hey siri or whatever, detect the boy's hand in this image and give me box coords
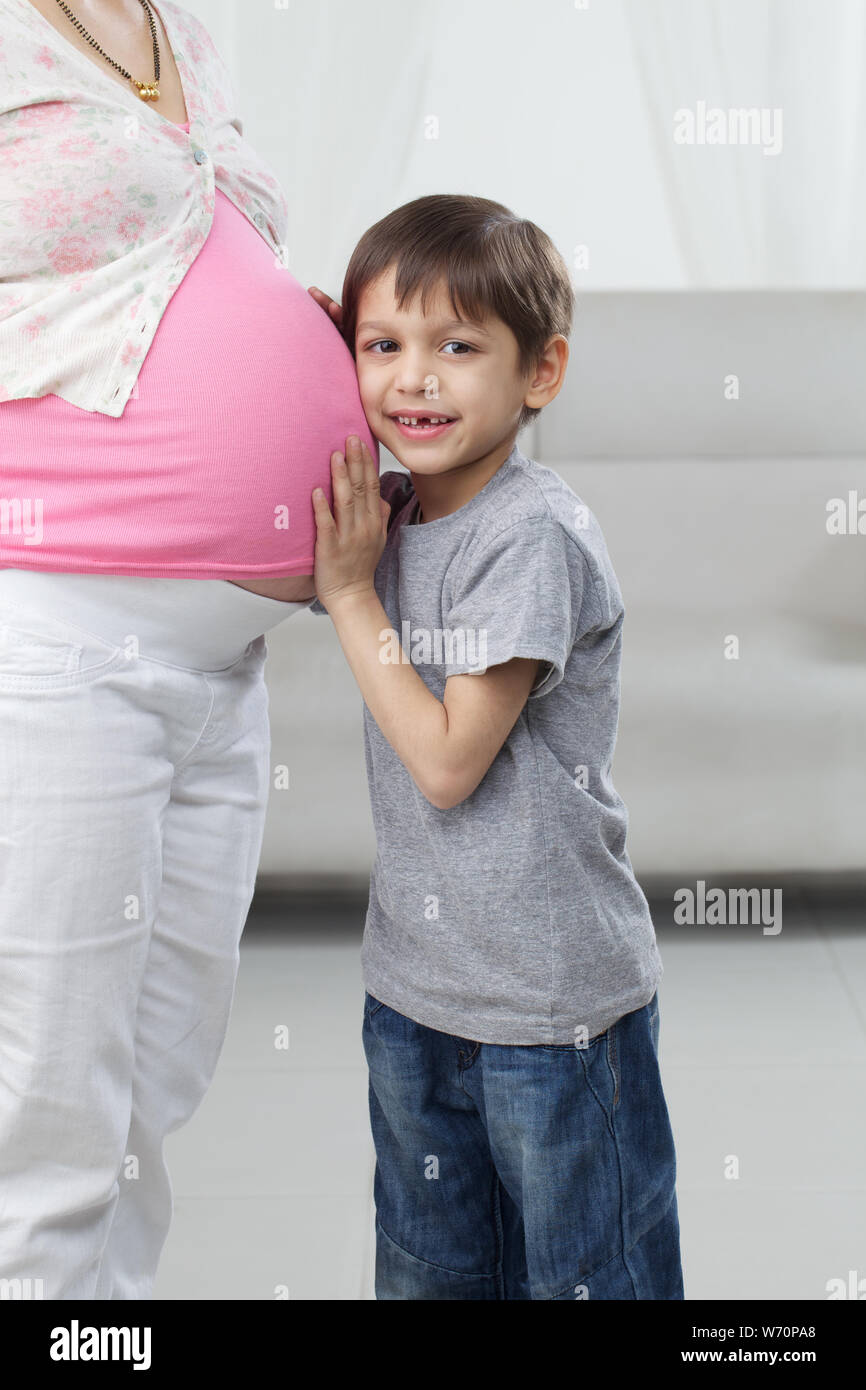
[307,285,343,331]
[312,436,390,610]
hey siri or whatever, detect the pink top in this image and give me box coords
[0,119,377,579]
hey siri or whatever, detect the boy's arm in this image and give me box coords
[323,581,539,809]
[313,436,576,809]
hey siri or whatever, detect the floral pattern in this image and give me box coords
[0,0,290,415]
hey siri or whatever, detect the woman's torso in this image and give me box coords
[0,1,377,598]
[24,0,192,126]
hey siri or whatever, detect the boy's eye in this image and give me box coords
[364,340,476,356]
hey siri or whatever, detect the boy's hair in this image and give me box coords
[340,194,574,431]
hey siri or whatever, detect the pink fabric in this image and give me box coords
[0,119,376,579]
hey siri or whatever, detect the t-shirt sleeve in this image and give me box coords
[378,468,415,523]
[444,517,585,698]
[308,470,413,617]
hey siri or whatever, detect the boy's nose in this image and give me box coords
[390,355,435,391]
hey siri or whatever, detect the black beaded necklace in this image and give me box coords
[52,0,162,102]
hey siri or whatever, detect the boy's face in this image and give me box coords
[353,263,540,476]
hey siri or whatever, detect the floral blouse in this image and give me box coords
[0,0,290,415]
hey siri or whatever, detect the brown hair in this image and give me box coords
[340,194,574,430]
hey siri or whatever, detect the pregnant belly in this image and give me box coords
[230,573,317,600]
[0,188,377,585]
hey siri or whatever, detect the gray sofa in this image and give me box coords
[259,293,866,883]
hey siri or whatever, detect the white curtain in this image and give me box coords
[186,0,866,291]
[624,0,866,286]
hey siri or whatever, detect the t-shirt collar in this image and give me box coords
[397,440,524,540]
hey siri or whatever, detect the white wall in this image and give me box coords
[183,0,866,295]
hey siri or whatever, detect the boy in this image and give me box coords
[308,194,683,1300]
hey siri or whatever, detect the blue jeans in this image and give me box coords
[362,990,684,1300]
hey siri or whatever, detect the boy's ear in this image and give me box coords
[524,335,569,412]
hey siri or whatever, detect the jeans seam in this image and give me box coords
[125,643,259,677]
[376,1218,499,1281]
[549,1243,629,1301]
[0,648,129,690]
[538,1033,607,1054]
[0,602,123,656]
[173,680,218,771]
[605,1061,640,1299]
[576,1046,616,1140]
[492,1178,505,1300]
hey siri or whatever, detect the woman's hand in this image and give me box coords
[312,436,390,611]
[307,285,343,331]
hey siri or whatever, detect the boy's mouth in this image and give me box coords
[388,413,457,440]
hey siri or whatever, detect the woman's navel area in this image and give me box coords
[228,575,316,602]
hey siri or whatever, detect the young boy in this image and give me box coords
[307,194,683,1300]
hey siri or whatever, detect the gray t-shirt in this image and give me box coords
[310,441,662,1044]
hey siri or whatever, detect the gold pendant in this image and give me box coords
[132,79,160,101]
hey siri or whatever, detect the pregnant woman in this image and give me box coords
[0,0,375,1298]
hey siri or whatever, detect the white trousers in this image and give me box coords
[0,568,311,1299]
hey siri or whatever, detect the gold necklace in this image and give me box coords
[52,0,162,101]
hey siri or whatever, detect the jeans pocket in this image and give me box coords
[647,993,660,1055]
[364,991,388,1020]
[606,1022,621,1108]
[0,609,125,691]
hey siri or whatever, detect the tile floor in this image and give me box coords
[153,885,866,1300]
